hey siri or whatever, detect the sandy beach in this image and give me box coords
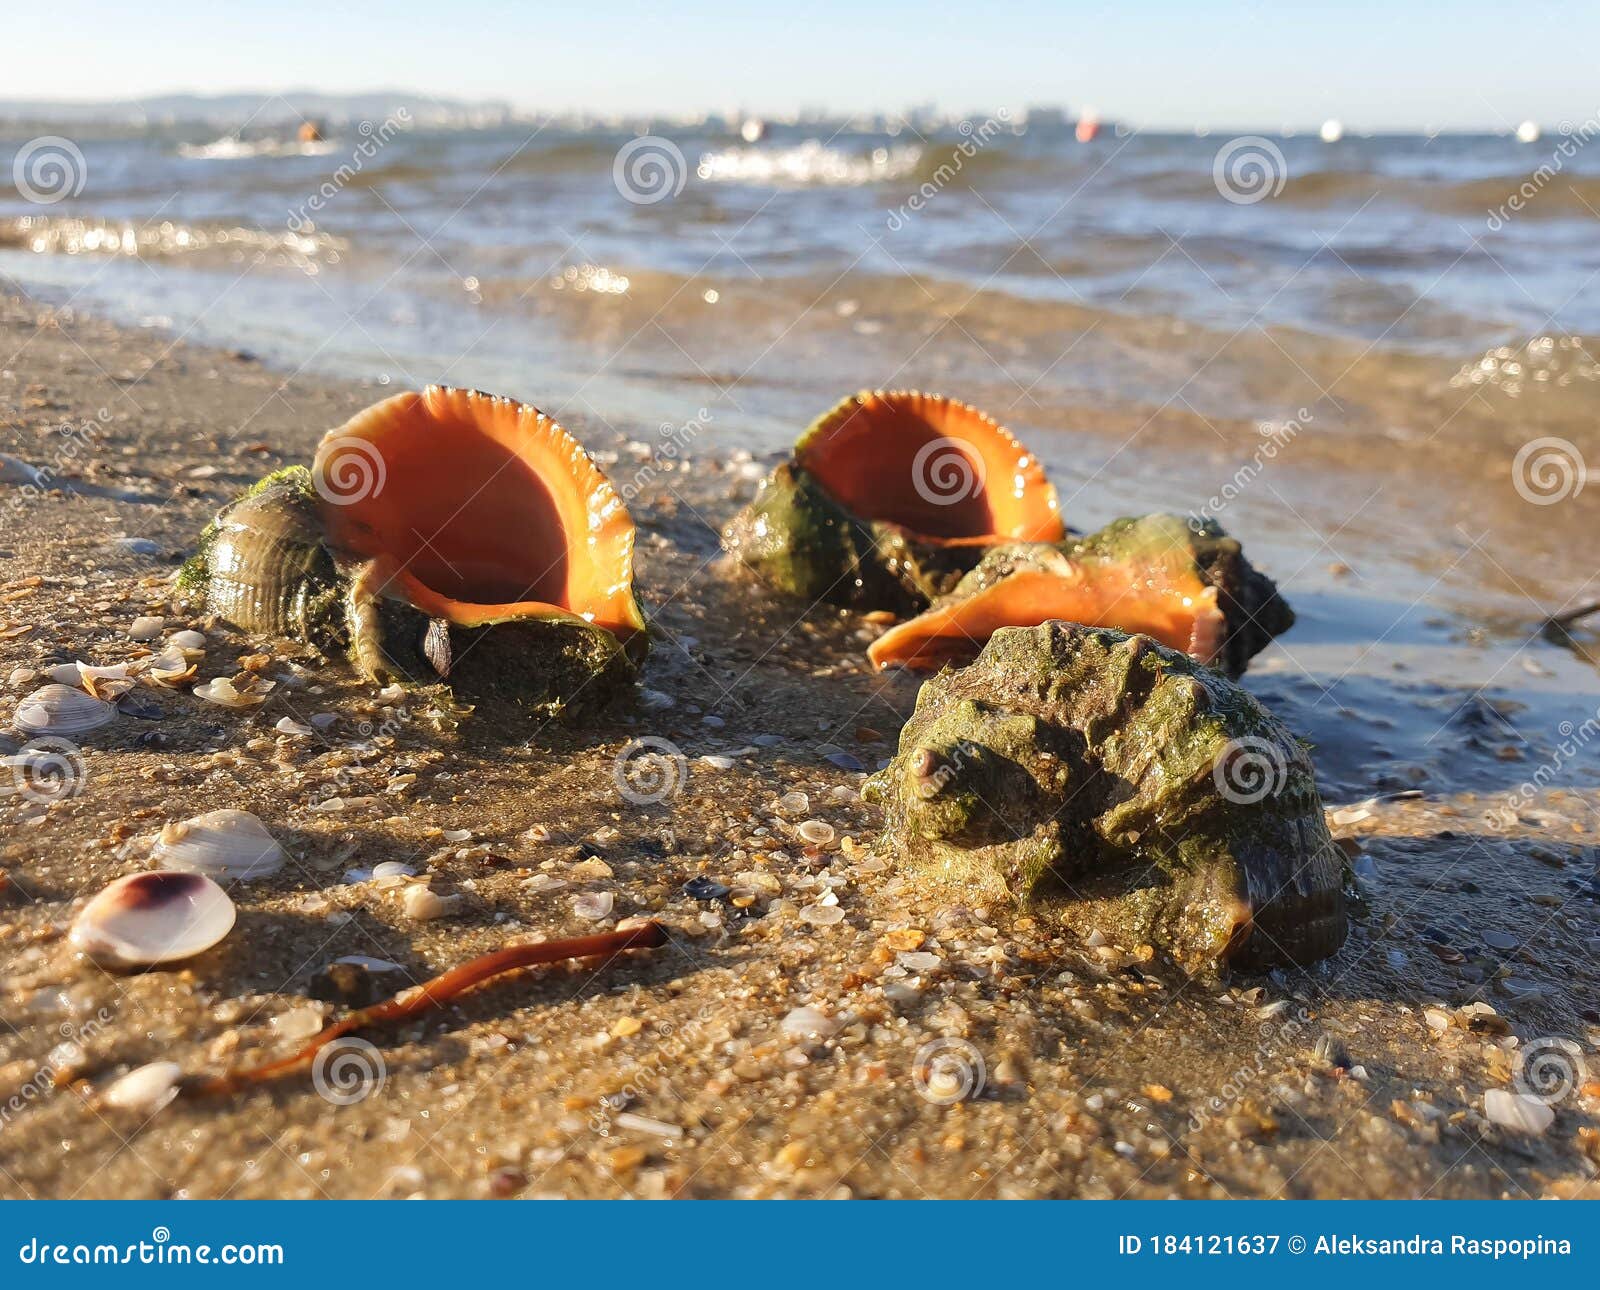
[0,287,1596,1199]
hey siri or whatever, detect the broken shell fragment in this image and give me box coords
[144,647,198,688]
[14,683,117,736]
[863,622,1345,970]
[45,661,133,691]
[191,675,275,707]
[101,1061,183,1114]
[573,890,615,921]
[153,808,288,880]
[70,871,237,969]
[722,390,1063,613]
[867,513,1293,677]
[401,883,453,921]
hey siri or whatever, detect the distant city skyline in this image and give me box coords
[5,0,1597,132]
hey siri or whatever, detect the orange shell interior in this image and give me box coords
[797,391,1063,543]
[314,387,644,642]
[866,563,1226,671]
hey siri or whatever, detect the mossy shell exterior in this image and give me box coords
[864,621,1345,970]
[720,461,974,612]
[721,391,1064,613]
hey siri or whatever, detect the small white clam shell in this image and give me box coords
[46,662,132,691]
[14,683,117,736]
[402,884,453,921]
[142,645,197,687]
[168,629,207,653]
[70,871,236,969]
[192,677,274,707]
[153,809,287,880]
[101,1061,183,1113]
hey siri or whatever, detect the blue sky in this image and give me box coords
[8,0,1597,130]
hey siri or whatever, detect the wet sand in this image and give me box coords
[0,292,1597,1199]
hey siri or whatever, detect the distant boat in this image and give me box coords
[1319,118,1344,143]
[739,117,767,143]
[1075,112,1101,143]
[1516,120,1541,143]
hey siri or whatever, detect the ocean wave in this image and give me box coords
[1109,164,1600,218]
[0,215,344,271]
[178,136,339,161]
[1277,169,1600,215]
[695,140,923,187]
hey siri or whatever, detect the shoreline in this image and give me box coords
[0,291,1597,1198]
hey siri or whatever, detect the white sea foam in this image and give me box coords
[178,136,337,161]
[695,140,922,187]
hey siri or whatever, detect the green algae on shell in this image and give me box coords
[177,466,344,647]
[178,387,648,718]
[867,513,1293,678]
[863,621,1345,970]
[722,390,1064,613]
